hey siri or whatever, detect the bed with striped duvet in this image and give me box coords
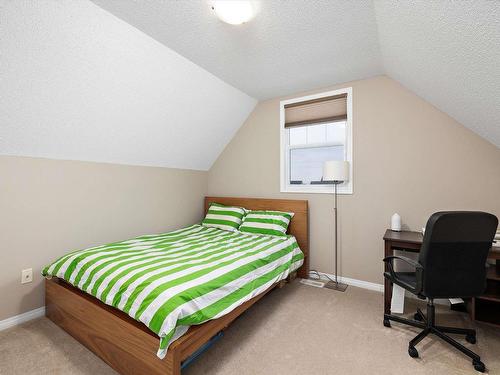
[42,224,304,358]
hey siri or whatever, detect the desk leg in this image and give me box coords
[384,240,392,315]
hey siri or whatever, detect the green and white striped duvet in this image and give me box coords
[42,224,303,359]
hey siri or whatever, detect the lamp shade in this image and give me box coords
[323,160,350,182]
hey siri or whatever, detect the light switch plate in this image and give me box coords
[21,268,33,284]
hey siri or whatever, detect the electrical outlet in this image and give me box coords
[21,268,33,284]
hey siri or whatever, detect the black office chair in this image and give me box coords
[383,211,498,373]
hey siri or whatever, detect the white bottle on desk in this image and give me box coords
[391,213,401,232]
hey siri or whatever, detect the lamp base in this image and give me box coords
[324,281,348,292]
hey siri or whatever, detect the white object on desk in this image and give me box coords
[391,285,405,314]
[391,213,401,232]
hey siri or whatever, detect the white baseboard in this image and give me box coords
[308,272,451,306]
[0,306,45,332]
[309,271,384,292]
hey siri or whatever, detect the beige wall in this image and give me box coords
[208,75,500,284]
[2,75,499,321]
[0,156,207,320]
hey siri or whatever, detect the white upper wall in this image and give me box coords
[0,0,256,170]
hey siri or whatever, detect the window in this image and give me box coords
[280,88,352,194]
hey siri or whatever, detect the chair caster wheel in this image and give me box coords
[408,346,418,358]
[383,318,391,328]
[413,312,423,321]
[466,333,477,344]
[473,360,485,373]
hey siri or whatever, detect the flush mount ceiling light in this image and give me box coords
[211,1,257,25]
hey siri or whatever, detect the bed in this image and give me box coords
[44,197,309,375]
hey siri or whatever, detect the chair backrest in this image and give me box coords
[418,211,498,299]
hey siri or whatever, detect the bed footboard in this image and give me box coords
[45,278,180,375]
[45,277,282,375]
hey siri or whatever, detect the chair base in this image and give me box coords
[383,301,485,373]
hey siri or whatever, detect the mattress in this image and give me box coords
[42,224,304,358]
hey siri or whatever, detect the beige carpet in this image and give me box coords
[1,281,499,375]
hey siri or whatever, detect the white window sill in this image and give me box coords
[280,187,353,195]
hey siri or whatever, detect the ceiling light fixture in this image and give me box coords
[211,1,256,25]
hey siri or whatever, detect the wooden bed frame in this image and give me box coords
[46,197,309,375]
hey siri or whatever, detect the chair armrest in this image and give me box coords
[383,255,423,269]
[383,256,424,294]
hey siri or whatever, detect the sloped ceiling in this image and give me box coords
[374,0,500,148]
[3,0,498,174]
[91,0,499,148]
[90,0,384,100]
[1,0,256,171]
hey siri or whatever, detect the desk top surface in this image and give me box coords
[383,229,500,255]
[383,229,423,244]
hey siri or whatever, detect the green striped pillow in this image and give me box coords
[238,210,294,237]
[202,203,246,232]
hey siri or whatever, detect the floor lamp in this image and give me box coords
[323,160,350,292]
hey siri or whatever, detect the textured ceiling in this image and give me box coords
[374,0,500,148]
[91,0,500,148]
[90,0,384,100]
[3,0,498,172]
[1,1,256,170]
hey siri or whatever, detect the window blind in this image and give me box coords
[284,93,347,128]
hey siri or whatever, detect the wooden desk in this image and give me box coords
[383,229,500,327]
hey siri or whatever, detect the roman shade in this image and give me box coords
[284,93,347,128]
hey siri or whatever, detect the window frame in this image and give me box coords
[280,87,353,194]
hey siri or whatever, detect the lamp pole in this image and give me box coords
[334,181,338,285]
[322,160,349,292]
[325,180,348,291]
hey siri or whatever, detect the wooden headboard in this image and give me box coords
[204,196,309,279]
